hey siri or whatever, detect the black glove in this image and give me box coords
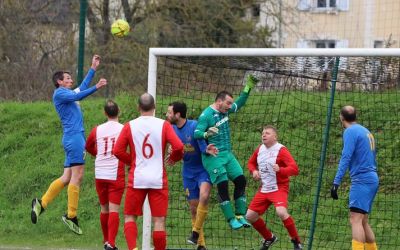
[330,184,339,200]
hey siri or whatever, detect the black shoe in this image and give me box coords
[105,244,118,250]
[197,246,207,250]
[291,239,303,250]
[31,198,44,224]
[187,231,199,245]
[260,235,278,250]
[103,242,109,250]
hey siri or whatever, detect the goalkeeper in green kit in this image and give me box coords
[194,74,258,230]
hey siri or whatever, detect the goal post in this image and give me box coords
[143,48,400,250]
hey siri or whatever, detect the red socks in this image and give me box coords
[283,216,300,243]
[252,218,273,240]
[153,230,167,250]
[108,212,120,247]
[124,221,138,250]
[100,212,109,243]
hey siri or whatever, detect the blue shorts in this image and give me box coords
[349,182,379,213]
[183,170,211,200]
[62,133,85,167]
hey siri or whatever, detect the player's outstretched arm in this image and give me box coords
[243,74,259,94]
[91,55,100,70]
[229,74,259,113]
[95,78,107,89]
[78,55,101,91]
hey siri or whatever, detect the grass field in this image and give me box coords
[0,91,399,249]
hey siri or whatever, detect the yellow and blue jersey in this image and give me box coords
[173,119,208,178]
[334,124,379,185]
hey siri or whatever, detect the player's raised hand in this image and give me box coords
[96,78,107,89]
[204,126,219,139]
[244,74,259,93]
[252,170,260,180]
[273,164,280,172]
[206,143,219,156]
[91,55,101,70]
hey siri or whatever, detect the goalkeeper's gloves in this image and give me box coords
[204,126,219,139]
[243,74,259,93]
[330,184,339,200]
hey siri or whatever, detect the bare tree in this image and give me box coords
[0,0,289,101]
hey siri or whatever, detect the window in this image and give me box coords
[296,39,348,70]
[314,40,336,70]
[298,0,348,11]
[315,40,336,48]
[374,40,384,48]
[251,4,260,17]
[317,0,337,8]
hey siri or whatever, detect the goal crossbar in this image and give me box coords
[148,48,400,97]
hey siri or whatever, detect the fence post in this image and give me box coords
[77,0,87,84]
[307,56,340,250]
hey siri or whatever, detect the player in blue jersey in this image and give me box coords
[31,55,107,235]
[331,106,379,250]
[166,102,218,250]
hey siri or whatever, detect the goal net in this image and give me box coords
[145,48,400,250]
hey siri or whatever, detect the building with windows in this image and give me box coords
[251,0,400,48]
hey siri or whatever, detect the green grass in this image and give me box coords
[1,90,399,249]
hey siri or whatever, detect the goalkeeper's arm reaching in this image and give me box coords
[228,74,259,114]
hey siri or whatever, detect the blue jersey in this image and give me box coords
[334,124,379,185]
[173,119,208,178]
[53,69,97,136]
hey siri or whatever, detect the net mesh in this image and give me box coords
[154,55,400,250]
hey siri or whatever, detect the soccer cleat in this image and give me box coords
[61,214,83,235]
[228,217,243,230]
[291,239,303,250]
[31,198,44,224]
[187,230,199,245]
[105,243,119,250]
[197,246,207,250]
[236,215,251,228]
[260,235,278,250]
[103,242,109,250]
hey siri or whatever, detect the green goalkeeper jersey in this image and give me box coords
[194,91,249,152]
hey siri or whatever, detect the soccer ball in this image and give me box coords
[111,19,130,38]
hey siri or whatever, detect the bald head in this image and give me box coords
[340,105,356,122]
[138,93,155,112]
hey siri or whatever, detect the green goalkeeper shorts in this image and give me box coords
[202,150,244,184]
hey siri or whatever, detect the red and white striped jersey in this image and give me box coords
[85,121,124,180]
[248,143,299,193]
[113,116,184,189]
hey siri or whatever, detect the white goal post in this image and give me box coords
[142,47,400,250]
